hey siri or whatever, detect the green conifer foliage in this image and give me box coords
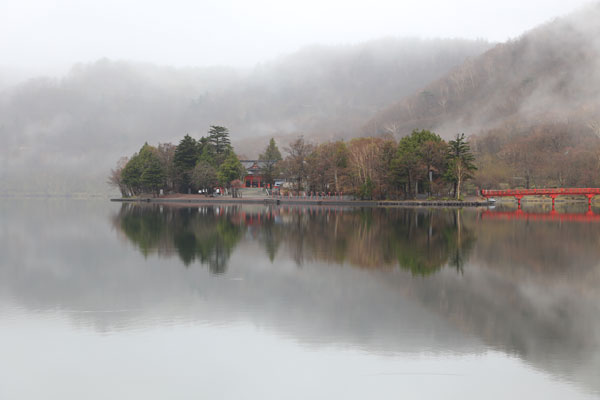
[208,126,232,164]
[444,133,477,199]
[259,138,283,186]
[173,134,199,192]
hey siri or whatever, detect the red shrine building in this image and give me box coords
[241,160,269,188]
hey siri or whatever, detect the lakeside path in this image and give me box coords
[110,194,489,207]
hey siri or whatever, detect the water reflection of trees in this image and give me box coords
[257,207,475,275]
[113,204,474,275]
[114,204,244,273]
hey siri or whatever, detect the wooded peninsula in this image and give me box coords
[109,122,600,200]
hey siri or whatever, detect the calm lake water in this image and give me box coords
[1,199,599,399]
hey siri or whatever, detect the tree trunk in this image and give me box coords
[455,162,462,200]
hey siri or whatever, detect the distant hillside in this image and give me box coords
[0,38,490,194]
[365,3,600,140]
[203,38,491,141]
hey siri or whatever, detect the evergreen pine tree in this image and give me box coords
[121,143,166,196]
[140,152,166,196]
[173,134,199,192]
[259,138,283,186]
[208,125,232,164]
[444,133,477,199]
[198,140,217,166]
[121,153,143,195]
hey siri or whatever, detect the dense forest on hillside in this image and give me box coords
[365,4,600,188]
[472,122,600,189]
[366,4,600,137]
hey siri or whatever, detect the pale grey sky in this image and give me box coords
[0,0,593,73]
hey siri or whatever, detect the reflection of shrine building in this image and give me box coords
[241,160,268,188]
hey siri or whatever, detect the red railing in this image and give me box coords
[481,188,600,208]
[481,188,600,197]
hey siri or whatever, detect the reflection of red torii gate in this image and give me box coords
[481,188,600,210]
[481,209,600,222]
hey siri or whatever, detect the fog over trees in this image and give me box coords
[366,4,600,189]
[2,3,600,194]
[366,4,600,137]
[0,38,490,194]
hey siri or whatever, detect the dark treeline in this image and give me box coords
[111,128,478,200]
[280,131,476,199]
[111,125,245,197]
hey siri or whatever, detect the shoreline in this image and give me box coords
[110,196,489,207]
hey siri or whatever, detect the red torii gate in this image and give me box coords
[481,188,600,209]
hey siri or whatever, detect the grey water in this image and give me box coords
[1,199,599,399]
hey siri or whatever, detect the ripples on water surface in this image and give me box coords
[0,199,599,399]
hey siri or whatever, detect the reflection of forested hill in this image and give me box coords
[377,260,600,395]
[110,204,600,393]
[399,214,600,393]
[474,216,600,280]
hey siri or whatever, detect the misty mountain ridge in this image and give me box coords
[0,37,491,194]
[3,2,600,195]
[365,3,600,139]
